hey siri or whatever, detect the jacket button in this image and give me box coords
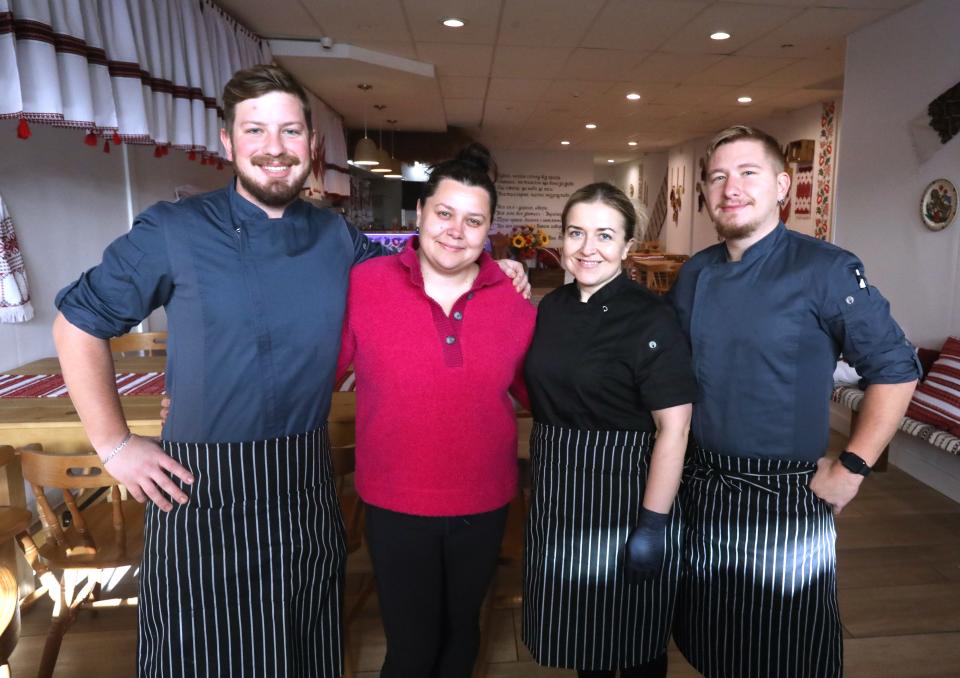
[445,336,456,345]
[453,311,463,320]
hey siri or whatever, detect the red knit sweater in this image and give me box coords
[338,240,536,516]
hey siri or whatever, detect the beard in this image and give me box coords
[714,219,760,241]
[235,153,311,208]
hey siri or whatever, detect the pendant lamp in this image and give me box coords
[353,84,380,166]
[371,127,392,173]
[385,120,403,179]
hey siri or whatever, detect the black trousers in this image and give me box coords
[365,502,509,678]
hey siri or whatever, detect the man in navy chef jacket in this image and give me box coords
[668,125,920,678]
[53,64,528,678]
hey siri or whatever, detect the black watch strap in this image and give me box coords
[839,450,871,477]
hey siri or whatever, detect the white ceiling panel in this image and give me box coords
[214,0,919,154]
[540,79,617,104]
[561,49,652,82]
[443,98,485,127]
[749,56,844,88]
[583,0,711,52]
[303,0,409,43]
[736,6,888,57]
[630,52,728,84]
[730,0,916,7]
[438,76,489,99]
[415,43,494,77]
[499,0,606,47]
[346,40,420,60]
[404,0,501,44]
[486,78,553,102]
[481,100,538,129]
[491,46,574,79]
[683,55,799,86]
[663,2,805,55]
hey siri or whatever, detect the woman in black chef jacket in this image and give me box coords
[522,182,698,678]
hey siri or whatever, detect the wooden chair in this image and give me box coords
[634,240,663,253]
[109,331,167,354]
[17,445,144,678]
[328,422,375,678]
[643,261,683,295]
[488,233,511,260]
[0,447,32,678]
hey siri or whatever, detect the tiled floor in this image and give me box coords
[9,437,960,677]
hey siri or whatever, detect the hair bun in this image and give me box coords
[455,143,492,174]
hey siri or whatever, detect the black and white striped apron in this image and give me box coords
[674,446,842,678]
[138,427,346,678]
[522,423,682,670]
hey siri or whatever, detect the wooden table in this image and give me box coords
[627,257,684,293]
[0,355,356,453]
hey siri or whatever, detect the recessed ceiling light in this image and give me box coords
[626,92,641,101]
[737,96,753,104]
[710,31,731,41]
[560,140,571,145]
[585,123,597,129]
[628,141,638,146]
[441,17,465,28]
[607,159,615,163]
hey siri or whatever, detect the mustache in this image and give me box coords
[251,153,301,167]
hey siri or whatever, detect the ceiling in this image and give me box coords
[215,0,920,161]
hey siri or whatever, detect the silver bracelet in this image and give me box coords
[102,432,133,465]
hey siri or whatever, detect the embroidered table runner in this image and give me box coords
[0,373,166,398]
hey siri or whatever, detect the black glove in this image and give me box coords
[625,507,670,581]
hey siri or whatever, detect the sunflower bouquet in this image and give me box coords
[509,224,550,260]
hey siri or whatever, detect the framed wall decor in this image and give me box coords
[920,178,957,231]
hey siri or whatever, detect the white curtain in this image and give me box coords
[0,0,271,158]
[303,91,351,200]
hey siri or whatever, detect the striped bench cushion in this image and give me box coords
[832,385,960,456]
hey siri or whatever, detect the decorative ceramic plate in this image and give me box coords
[920,178,957,231]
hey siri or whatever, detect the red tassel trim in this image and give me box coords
[16,118,31,139]
[154,145,163,158]
[103,140,110,153]
[216,159,224,170]
[84,131,98,146]
[112,131,122,145]
[188,150,197,161]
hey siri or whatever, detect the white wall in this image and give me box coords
[492,149,594,241]
[834,0,960,349]
[666,101,839,256]
[0,120,226,371]
[594,152,668,242]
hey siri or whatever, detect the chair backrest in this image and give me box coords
[634,240,663,253]
[489,233,511,260]
[644,261,683,294]
[109,331,167,354]
[19,447,124,556]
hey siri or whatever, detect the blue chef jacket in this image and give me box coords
[668,223,920,462]
[56,180,385,444]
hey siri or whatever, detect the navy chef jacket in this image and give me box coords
[56,180,385,443]
[668,222,921,463]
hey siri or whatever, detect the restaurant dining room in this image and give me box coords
[1,0,959,676]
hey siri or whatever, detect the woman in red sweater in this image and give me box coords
[337,144,535,677]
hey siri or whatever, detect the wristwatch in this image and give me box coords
[839,450,871,477]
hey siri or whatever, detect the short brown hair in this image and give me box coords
[705,125,785,173]
[561,182,637,240]
[222,64,312,136]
